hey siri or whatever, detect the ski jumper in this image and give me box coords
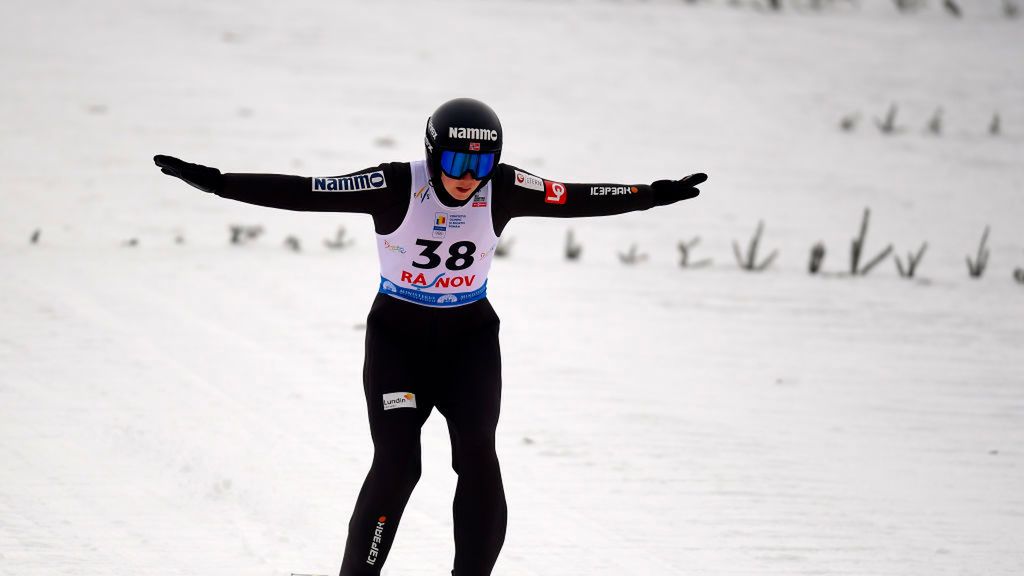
[215,160,660,576]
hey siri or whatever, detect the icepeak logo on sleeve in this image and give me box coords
[513,170,545,192]
[544,181,567,205]
[312,170,387,192]
[382,392,417,411]
[590,185,638,196]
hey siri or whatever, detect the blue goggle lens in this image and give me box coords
[440,151,495,179]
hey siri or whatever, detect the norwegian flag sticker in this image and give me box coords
[544,181,567,205]
[469,142,481,151]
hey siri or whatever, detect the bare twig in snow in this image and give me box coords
[495,237,514,258]
[678,237,712,268]
[875,103,900,134]
[850,208,893,276]
[618,244,648,265]
[809,242,826,274]
[942,0,963,17]
[1005,0,1020,18]
[927,108,943,135]
[229,225,264,245]
[840,112,860,132]
[893,0,925,12]
[894,242,928,278]
[324,226,354,250]
[967,226,990,278]
[990,113,1002,136]
[733,220,778,272]
[565,229,582,261]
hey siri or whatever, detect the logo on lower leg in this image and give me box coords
[365,515,388,565]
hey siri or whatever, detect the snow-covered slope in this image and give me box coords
[2,1,1023,574]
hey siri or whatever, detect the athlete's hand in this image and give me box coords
[153,155,223,194]
[651,173,707,206]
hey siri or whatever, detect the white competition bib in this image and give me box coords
[376,160,498,307]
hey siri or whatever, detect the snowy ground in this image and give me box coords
[2,0,1023,575]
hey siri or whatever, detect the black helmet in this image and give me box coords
[424,98,502,190]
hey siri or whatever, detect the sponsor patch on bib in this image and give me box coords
[433,212,448,239]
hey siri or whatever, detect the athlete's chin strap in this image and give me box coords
[428,175,483,209]
[435,186,479,208]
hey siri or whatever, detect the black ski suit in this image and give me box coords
[212,161,678,576]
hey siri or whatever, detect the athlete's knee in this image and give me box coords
[370,445,423,488]
[451,433,499,474]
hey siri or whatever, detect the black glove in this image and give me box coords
[651,173,707,207]
[153,155,223,194]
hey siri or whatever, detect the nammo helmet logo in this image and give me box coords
[448,126,498,141]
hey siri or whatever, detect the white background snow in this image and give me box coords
[2,0,1023,574]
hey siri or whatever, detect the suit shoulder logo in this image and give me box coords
[513,169,544,192]
[312,170,387,192]
[544,180,567,205]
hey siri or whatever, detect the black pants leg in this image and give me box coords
[339,295,435,576]
[435,299,507,576]
[339,295,507,576]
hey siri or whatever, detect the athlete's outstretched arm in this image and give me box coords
[153,155,402,214]
[491,163,706,226]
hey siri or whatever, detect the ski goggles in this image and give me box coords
[440,150,496,180]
